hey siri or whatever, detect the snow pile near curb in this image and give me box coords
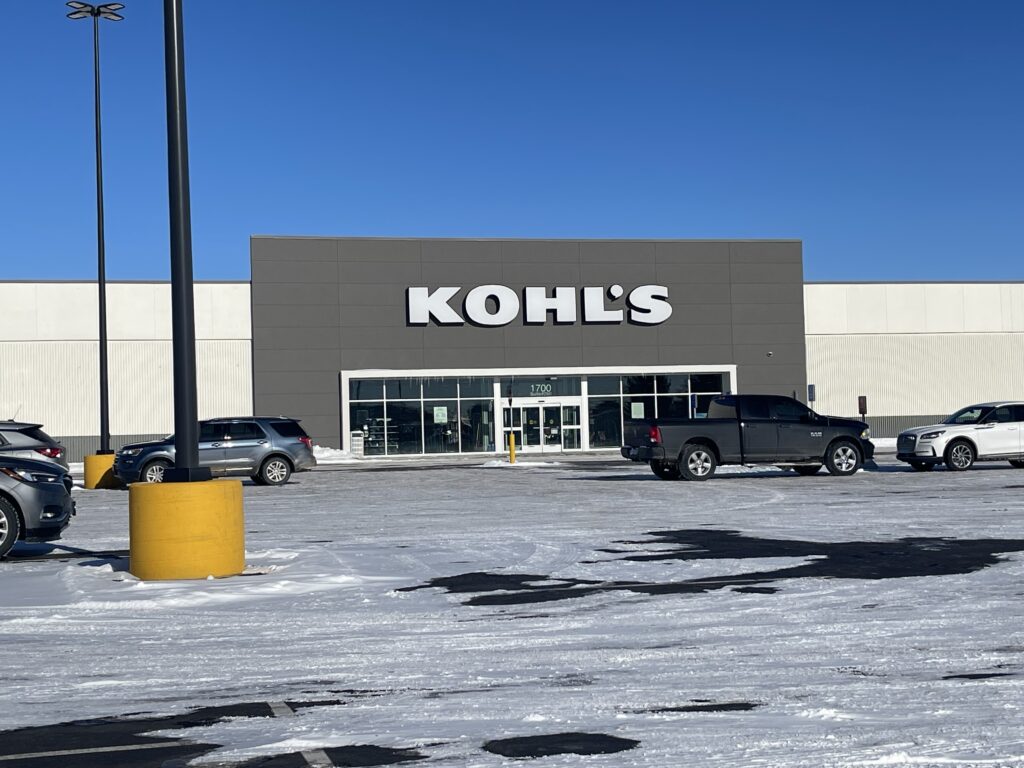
[312,445,360,464]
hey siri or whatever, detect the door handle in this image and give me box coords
[258,440,268,445]
[778,424,791,429]
[211,442,221,447]
[975,424,995,430]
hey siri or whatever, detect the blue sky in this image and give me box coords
[2,1,1022,281]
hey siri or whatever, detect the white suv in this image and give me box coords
[897,402,1024,472]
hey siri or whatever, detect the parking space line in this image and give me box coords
[267,701,335,768]
[0,741,184,761]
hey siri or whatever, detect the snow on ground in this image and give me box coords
[2,457,1023,766]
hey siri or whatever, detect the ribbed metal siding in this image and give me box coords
[806,334,1024,419]
[0,339,252,441]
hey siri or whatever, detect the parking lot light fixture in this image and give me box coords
[65,1,124,465]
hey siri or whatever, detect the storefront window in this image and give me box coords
[624,396,655,421]
[693,394,718,418]
[424,400,459,453]
[350,402,386,455]
[350,379,383,401]
[657,395,691,419]
[622,375,655,394]
[386,401,423,454]
[386,378,421,399]
[458,377,492,398]
[690,373,725,392]
[423,377,457,399]
[588,398,622,448]
[460,400,494,452]
[655,374,689,393]
[587,375,620,395]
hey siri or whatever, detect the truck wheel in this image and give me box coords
[944,440,975,471]
[651,461,680,480]
[909,461,934,472]
[793,465,821,476]
[1009,460,1024,469]
[824,440,861,476]
[0,497,21,559]
[678,444,717,481]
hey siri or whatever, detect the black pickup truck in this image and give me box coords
[621,394,874,481]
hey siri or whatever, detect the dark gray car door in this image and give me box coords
[198,421,226,471]
[771,397,822,460]
[739,397,777,460]
[221,421,269,472]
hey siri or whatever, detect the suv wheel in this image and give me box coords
[825,440,861,476]
[651,461,680,480]
[945,440,975,471]
[255,456,291,486]
[0,498,21,559]
[142,460,171,483]
[678,443,717,481]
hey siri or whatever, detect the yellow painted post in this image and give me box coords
[84,453,121,489]
[509,431,516,464]
[129,479,245,580]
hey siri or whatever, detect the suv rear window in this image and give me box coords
[19,427,54,443]
[268,420,307,438]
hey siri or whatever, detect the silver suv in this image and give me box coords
[0,456,76,559]
[897,402,1024,472]
[0,422,68,470]
[114,417,317,486]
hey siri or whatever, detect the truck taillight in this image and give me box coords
[648,425,662,445]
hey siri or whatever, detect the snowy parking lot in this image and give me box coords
[2,455,1024,767]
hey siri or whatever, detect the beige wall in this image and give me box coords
[0,282,252,438]
[805,283,1024,418]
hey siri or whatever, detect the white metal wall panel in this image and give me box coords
[805,283,1024,335]
[0,282,251,342]
[0,341,98,434]
[806,333,1024,417]
[0,340,253,436]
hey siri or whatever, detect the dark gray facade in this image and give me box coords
[251,237,806,449]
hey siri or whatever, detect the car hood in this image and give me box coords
[0,456,70,475]
[899,423,951,437]
[820,416,870,432]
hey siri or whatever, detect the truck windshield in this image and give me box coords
[943,406,990,425]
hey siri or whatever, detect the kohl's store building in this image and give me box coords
[252,237,805,456]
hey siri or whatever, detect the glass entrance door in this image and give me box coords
[503,400,582,453]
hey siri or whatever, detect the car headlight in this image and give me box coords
[920,430,945,440]
[119,448,142,457]
[860,428,871,439]
[0,467,62,484]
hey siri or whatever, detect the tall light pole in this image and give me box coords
[66,1,124,456]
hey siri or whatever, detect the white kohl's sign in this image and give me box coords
[406,284,672,326]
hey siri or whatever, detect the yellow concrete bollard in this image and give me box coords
[129,479,245,580]
[84,453,121,489]
[509,432,516,464]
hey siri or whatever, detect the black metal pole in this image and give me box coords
[163,0,206,481]
[93,11,111,455]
